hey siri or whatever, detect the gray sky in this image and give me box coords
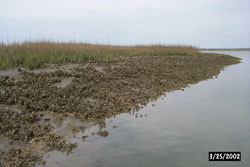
[0,0,249,48]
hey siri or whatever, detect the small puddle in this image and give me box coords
[0,136,15,152]
[40,112,86,138]
[95,66,105,73]
[0,68,22,80]
[0,104,21,113]
[31,68,57,74]
[55,77,73,88]
[53,117,84,138]
[82,97,99,104]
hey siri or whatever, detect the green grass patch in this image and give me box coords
[0,41,200,69]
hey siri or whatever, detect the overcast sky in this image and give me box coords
[0,0,249,48]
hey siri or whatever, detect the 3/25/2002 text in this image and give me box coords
[209,152,241,161]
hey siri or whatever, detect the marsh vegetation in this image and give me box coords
[0,42,199,69]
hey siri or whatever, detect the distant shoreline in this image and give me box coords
[200,48,250,51]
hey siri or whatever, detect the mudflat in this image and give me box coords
[0,53,240,166]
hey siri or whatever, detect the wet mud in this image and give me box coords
[0,54,240,166]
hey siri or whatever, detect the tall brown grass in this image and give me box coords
[0,41,199,69]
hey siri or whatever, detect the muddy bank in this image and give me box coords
[0,54,240,166]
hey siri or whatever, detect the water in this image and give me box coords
[44,51,250,167]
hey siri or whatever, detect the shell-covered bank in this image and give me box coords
[0,43,240,166]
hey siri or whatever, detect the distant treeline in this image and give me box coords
[200,48,250,51]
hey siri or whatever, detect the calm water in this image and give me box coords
[44,51,250,167]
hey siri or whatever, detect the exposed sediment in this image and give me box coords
[0,53,240,166]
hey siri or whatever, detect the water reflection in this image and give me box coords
[43,51,250,167]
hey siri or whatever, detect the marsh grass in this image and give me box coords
[0,41,199,69]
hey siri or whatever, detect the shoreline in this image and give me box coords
[200,48,250,51]
[0,53,240,166]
